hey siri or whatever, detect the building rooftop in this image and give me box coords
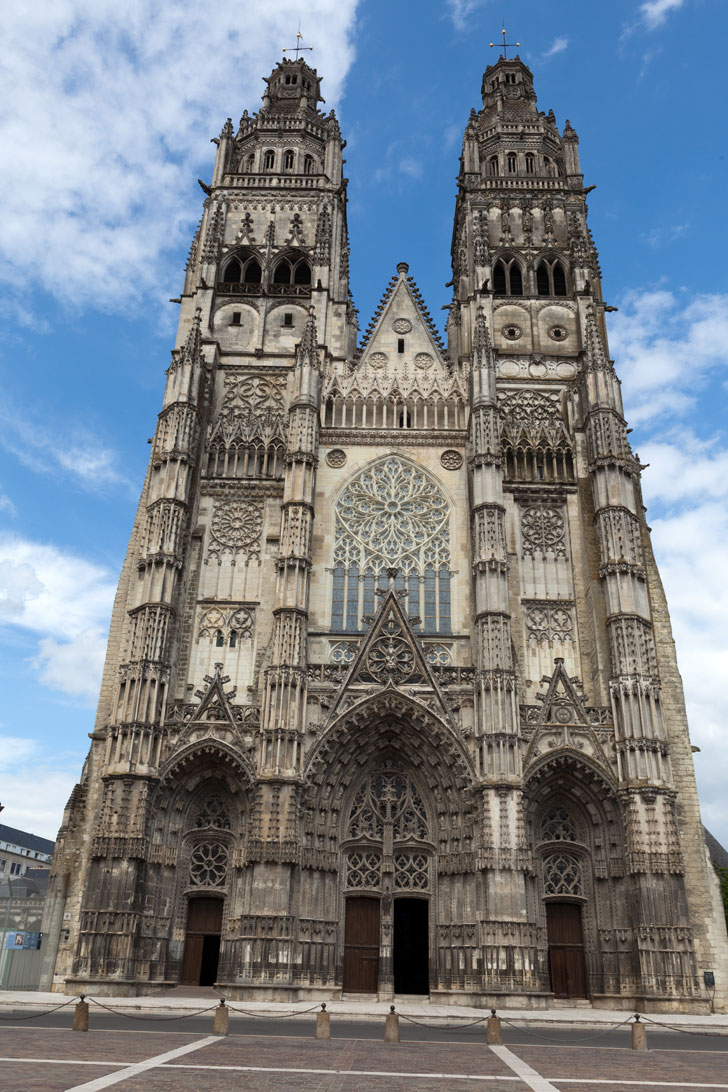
[0,823,55,857]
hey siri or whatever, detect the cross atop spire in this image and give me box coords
[489,22,520,59]
[282,26,313,61]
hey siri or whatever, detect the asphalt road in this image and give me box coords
[0,1010,726,1051]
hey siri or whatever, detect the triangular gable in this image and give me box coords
[188,664,238,728]
[536,658,590,726]
[328,575,451,724]
[354,264,448,373]
[522,658,613,775]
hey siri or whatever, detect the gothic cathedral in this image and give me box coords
[43,54,728,1011]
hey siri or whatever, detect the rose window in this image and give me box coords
[189,842,228,887]
[210,501,263,558]
[331,457,451,633]
[367,632,415,684]
[521,505,567,558]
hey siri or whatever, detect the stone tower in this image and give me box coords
[41,54,727,1012]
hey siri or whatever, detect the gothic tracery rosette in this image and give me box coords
[189,842,228,887]
[520,505,566,558]
[208,501,263,559]
[366,632,415,684]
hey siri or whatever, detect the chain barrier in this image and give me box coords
[638,1013,728,1039]
[0,995,79,1021]
[225,1001,322,1019]
[398,1011,486,1030]
[499,1013,634,1043]
[86,996,219,1021]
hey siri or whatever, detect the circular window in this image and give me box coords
[326,449,347,468]
[368,351,388,369]
[392,318,412,334]
[414,352,434,370]
[502,324,522,341]
[548,325,568,342]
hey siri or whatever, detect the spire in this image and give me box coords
[471,307,496,406]
[295,306,320,372]
[177,307,203,368]
[583,308,612,374]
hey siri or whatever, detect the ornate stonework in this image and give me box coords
[43,52,727,1016]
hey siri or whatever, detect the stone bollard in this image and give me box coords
[486,1008,503,1045]
[213,999,229,1037]
[632,1014,648,1051]
[72,995,89,1032]
[384,1004,400,1043]
[315,1002,331,1040]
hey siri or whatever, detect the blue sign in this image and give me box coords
[5,931,41,950]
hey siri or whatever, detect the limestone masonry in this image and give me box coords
[40,54,728,1011]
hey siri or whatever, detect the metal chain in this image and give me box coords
[398,1011,485,1030]
[86,996,219,1021]
[224,1002,322,1019]
[0,996,79,1021]
[499,1014,634,1043]
[638,1013,728,1038]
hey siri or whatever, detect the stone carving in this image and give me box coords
[394,851,429,890]
[543,853,582,896]
[368,351,388,369]
[392,318,412,333]
[189,842,228,887]
[425,643,453,666]
[540,806,578,843]
[367,621,416,684]
[348,769,429,841]
[525,601,574,642]
[414,352,434,370]
[326,448,347,468]
[195,797,232,831]
[502,323,522,341]
[198,605,255,640]
[208,501,263,559]
[440,449,463,470]
[520,505,567,558]
[346,849,381,889]
[329,640,357,665]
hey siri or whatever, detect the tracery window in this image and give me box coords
[344,767,431,892]
[543,853,583,897]
[195,797,232,831]
[493,257,523,296]
[540,806,578,843]
[537,258,567,297]
[331,456,451,633]
[272,252,311,290]
[189,842,228,887]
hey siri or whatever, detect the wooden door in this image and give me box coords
[546,902,587,998]
[181,898,223,986]
[343,897,380,993]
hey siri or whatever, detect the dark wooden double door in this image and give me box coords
[181,897,222,986]
[546,902,587,998]
[343,896,429,995]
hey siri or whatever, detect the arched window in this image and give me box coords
[283,149,295,170]
[331,456,451,633]
[272,253,311,290]
[245,153,255,172]
[215,629,224,647]
[525,153,535,175]
[243,258,261,284]
[488,155,499,177]
[507,152,517,174]
[536,258,568,297]
[303,154,315,175]
[544,156,557,177]
[223,257,242,284]
[540,806,578,843]
[263,149,275,170]
[543,853,583,897]
[492,257,524,296]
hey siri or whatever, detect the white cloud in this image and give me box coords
[0,734,81,841]
[447,0,488,32]
[609,289,728,425]
[0,2,359,315]
[0,535,116,701]
[0,400,133,493]
[542,37,569,60]
[640,0,685,28]
[0,491,16,518]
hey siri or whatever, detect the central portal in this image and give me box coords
[181,897,222,986]
[393,898,429,995]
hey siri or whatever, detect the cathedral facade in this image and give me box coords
[41,54,728,1011]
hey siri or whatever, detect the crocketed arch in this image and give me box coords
[499,388,574,484]
[330,455,452,633]
[302,689,476,860]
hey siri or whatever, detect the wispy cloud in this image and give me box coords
[542,37,569,60]
[0,491,15,518]
[0,2,360,315]
[446,0,488,32]
[0,399,133,493]
[640,222,690,248]
[640,0,685,28]
[0,534,117,702]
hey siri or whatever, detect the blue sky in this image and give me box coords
[1,0,727,847]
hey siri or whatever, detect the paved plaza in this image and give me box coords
[0,1016,727,1092]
